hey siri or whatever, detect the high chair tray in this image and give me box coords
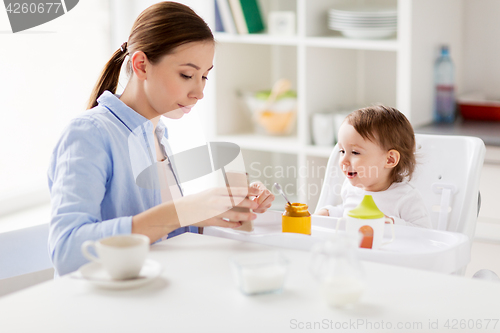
[204,210,470,274]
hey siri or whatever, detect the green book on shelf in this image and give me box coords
[229,0,265,34]
[241,0,264,33]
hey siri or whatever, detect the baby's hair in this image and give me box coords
[87,1,214,109]
[345,105,416,183]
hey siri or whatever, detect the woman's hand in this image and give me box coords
[315,208,330,216]
[134,186,260,243]
[178,186,260,229]
[249,181,275,213]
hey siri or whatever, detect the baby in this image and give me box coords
[316,105,431,228]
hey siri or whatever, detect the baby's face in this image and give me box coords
[337,122,393,192]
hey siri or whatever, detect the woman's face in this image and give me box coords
[144,41,214,119]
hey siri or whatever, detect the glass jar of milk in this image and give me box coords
[310,234,366,307]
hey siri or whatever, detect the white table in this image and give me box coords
[1,233,499,333]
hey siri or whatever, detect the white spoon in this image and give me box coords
[274,182,292,206]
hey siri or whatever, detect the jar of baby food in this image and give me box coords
[282,203,311,235]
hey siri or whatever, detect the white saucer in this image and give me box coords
[76,259,162,290]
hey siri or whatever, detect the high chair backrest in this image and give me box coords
[315,134,486,241]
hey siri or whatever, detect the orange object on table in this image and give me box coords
[359,225,374,249]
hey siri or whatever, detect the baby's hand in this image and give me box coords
[315,208,329,216]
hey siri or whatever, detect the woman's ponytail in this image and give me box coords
[86,42,128,109]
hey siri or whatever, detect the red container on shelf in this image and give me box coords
[458,93,500,121]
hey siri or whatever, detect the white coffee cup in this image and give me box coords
[268,11,296,36]
[312,112,336,146]
[81,234,150,280]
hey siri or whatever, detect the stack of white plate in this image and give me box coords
[328,5,397,39]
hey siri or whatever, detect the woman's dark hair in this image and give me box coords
[87,1,214,109]
[345,105,416,183]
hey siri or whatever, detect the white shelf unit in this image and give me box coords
[204,0,462,211]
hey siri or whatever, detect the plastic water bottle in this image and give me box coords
[433,45,456,123]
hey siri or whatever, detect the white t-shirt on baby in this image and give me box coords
[321,179,431,229]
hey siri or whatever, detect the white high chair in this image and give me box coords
[315,134,486,242]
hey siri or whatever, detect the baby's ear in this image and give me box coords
[385,149,400,169]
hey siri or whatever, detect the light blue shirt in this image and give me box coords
[47,91,197,276]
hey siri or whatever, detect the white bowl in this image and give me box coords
[244,92,297,136]
[328,22,397,29]
[337,28,396,39]
[230,252,289,295]
[328,5,397,17]
[329,17,397,24]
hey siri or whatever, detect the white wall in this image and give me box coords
[462,0,500,98]
[0,0,111,215]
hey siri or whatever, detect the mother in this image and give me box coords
[48,2,274,276]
